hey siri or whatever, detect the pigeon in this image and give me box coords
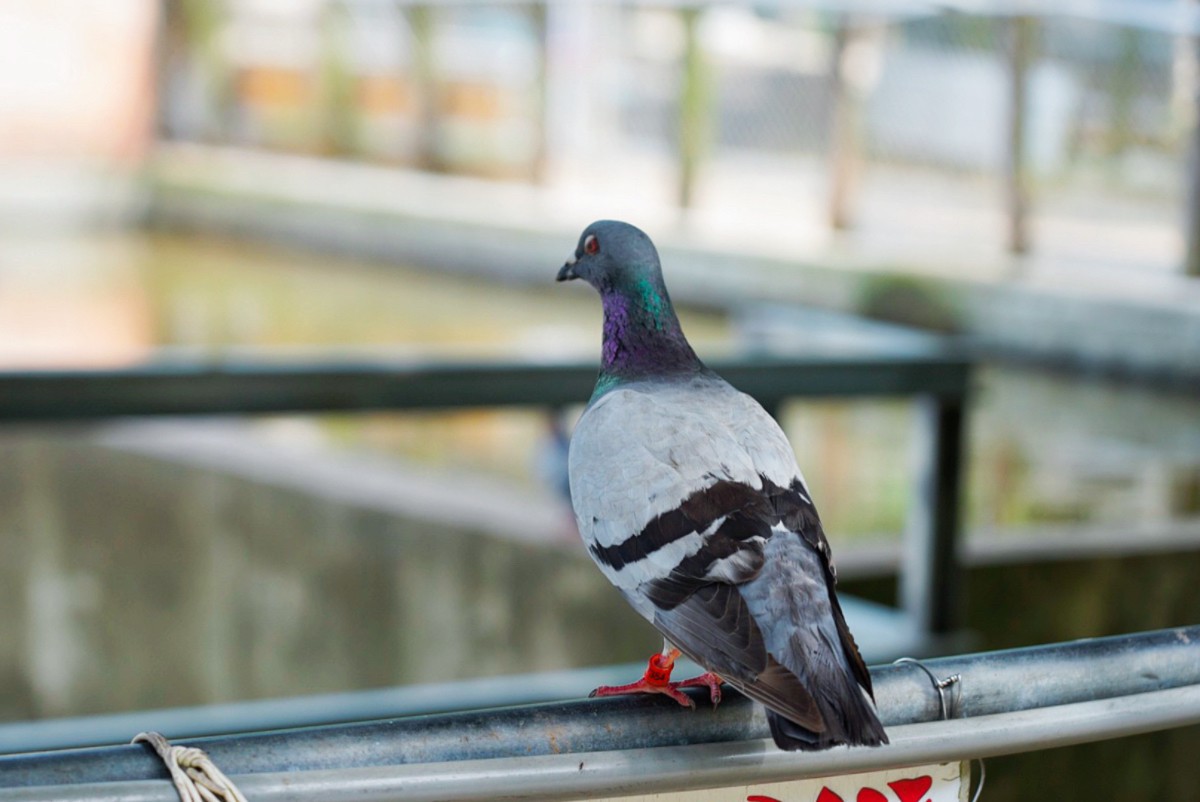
[556,220,888,751]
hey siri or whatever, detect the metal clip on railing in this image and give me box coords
[893,656,983,801]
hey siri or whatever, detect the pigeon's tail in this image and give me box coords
[763,625,889,752]
[736,534,889,752]
[765,678,889,751]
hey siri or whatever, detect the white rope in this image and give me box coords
[132,731,249,802]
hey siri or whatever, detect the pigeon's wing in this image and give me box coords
[759,472,875,699]
[650,581,828,732]
[643,466,886,749]
[721,385,875,699]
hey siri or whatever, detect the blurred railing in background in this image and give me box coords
[0,347,969,720]
[154,0,1199,271]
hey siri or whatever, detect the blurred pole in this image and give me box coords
[1171,0,1197,135]
[828,20,858,230]
[1107,28,1140,160]
[319,2,360,157]
[1187,132,1200,276]
[827,18,878,231]
[403,4,444,172]
[1183,1,1200,277]
[902,395,966,637]
[1005,15,1034,256]
[678,7,710,209]
[170,0,235,143]
[152,0,184,139]
[530,3,549,184]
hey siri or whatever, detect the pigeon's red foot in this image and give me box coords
[674,669,723,706]
[589,649,723,708]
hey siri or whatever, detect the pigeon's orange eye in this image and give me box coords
[584,234,600,255]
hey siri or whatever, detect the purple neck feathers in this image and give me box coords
[598,287,701,380]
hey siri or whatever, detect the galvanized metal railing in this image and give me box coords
[0,351,968,419]
[1,627,1197,801]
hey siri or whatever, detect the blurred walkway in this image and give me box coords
[154,142,1196,297]
[150,143,1200,379]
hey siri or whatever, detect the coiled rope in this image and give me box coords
[132,731,248,802]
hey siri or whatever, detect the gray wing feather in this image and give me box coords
[651,582,827,733]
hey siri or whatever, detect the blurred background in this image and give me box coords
[0,0,1198,797]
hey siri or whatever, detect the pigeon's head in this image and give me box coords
[556,220,663,292]
[557,219,698,377]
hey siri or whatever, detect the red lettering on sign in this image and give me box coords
[856,789,889,802]
[888,775,934,802]
[750,771,938,802]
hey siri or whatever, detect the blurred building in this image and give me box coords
[0,1,156,225]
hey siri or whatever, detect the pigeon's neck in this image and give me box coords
[594,278,702,396]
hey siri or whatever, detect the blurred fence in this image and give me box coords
[155,0,1199,271]
[0,348,968,724]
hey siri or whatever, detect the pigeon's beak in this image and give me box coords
[556,259,578,282]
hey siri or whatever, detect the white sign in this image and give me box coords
[576,761,969,802]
